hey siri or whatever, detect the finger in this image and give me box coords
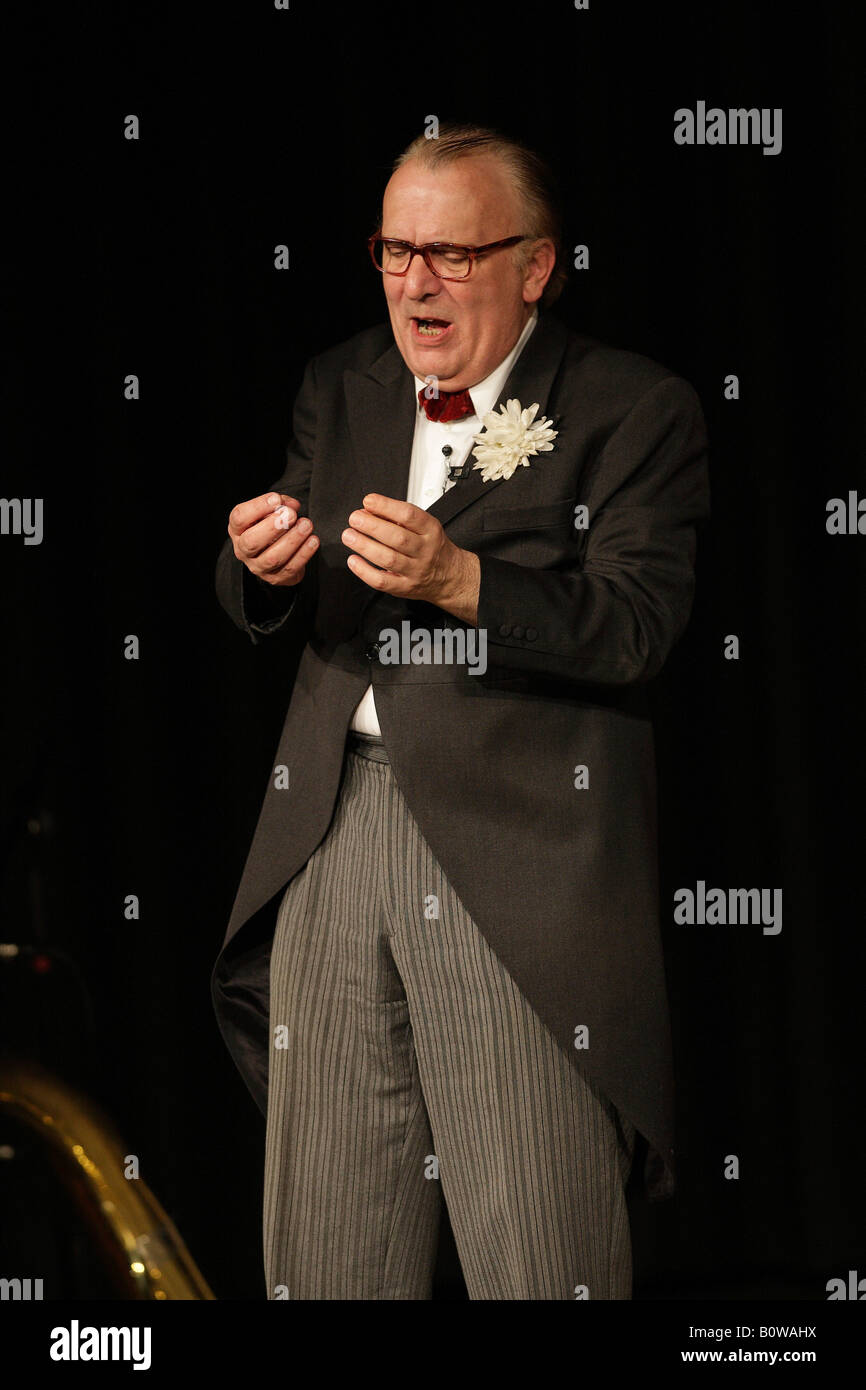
[346,553,404,592]
[228,492,302,540]
[252,525,320,581]
[341,524,412,575]
[357,494,427,534]
[345,508,423,558]
[246,519,319,573]
[236,506,312,561]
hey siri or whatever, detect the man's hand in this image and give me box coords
[342,494,481,625]
[228,492,319,587]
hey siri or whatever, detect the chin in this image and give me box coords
[404,346,458,380]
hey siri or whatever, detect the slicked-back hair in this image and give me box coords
[388,124,568,309]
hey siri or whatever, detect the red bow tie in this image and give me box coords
[418,386,475,423]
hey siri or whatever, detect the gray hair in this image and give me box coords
[388,123,568,309]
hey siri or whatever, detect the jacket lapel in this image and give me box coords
[344,353,418,513]
[343,311,570,531]
[428,311,570,528]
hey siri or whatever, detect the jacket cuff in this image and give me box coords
[242,565,298,638]
[477,553,563,660]
[475,552,657,685]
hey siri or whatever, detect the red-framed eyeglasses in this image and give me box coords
[367,232,528,281]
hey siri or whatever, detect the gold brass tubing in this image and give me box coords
[0,1055,215,1300]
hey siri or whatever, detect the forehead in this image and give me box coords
[382,155,519,240]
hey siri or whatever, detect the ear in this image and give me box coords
[521,238,557,305]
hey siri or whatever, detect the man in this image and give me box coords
[212,124,710,1300]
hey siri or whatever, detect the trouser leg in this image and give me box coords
[381,763,636,1301]
[263,748,442,1299]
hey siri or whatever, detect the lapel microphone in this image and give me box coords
[442,444,469,485]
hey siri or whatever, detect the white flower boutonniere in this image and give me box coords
[470,398,558,483]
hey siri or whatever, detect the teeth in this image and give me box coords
[417,320,447,336]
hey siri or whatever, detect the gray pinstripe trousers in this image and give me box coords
[263,730,636,1300]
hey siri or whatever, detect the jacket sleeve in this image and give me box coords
[475,375,710,686]
[215,355,318,646]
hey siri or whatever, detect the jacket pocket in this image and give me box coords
[482,495,578,532]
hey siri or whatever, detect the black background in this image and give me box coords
[1,1,864,1300]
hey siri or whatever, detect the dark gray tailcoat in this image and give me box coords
[211,309,710,1201]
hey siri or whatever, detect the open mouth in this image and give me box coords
[411,317,453,340]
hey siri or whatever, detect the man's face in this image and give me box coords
[379,155,549,391]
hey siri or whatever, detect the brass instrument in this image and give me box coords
[0,1056,214,1300]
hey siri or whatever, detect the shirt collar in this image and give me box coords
[413,308,539,420]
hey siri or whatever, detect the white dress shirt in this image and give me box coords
[349,308,539,735]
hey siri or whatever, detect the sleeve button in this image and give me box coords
[525,627,538,641]
[498,624,512,637]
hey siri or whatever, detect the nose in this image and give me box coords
[402,250,442,299]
